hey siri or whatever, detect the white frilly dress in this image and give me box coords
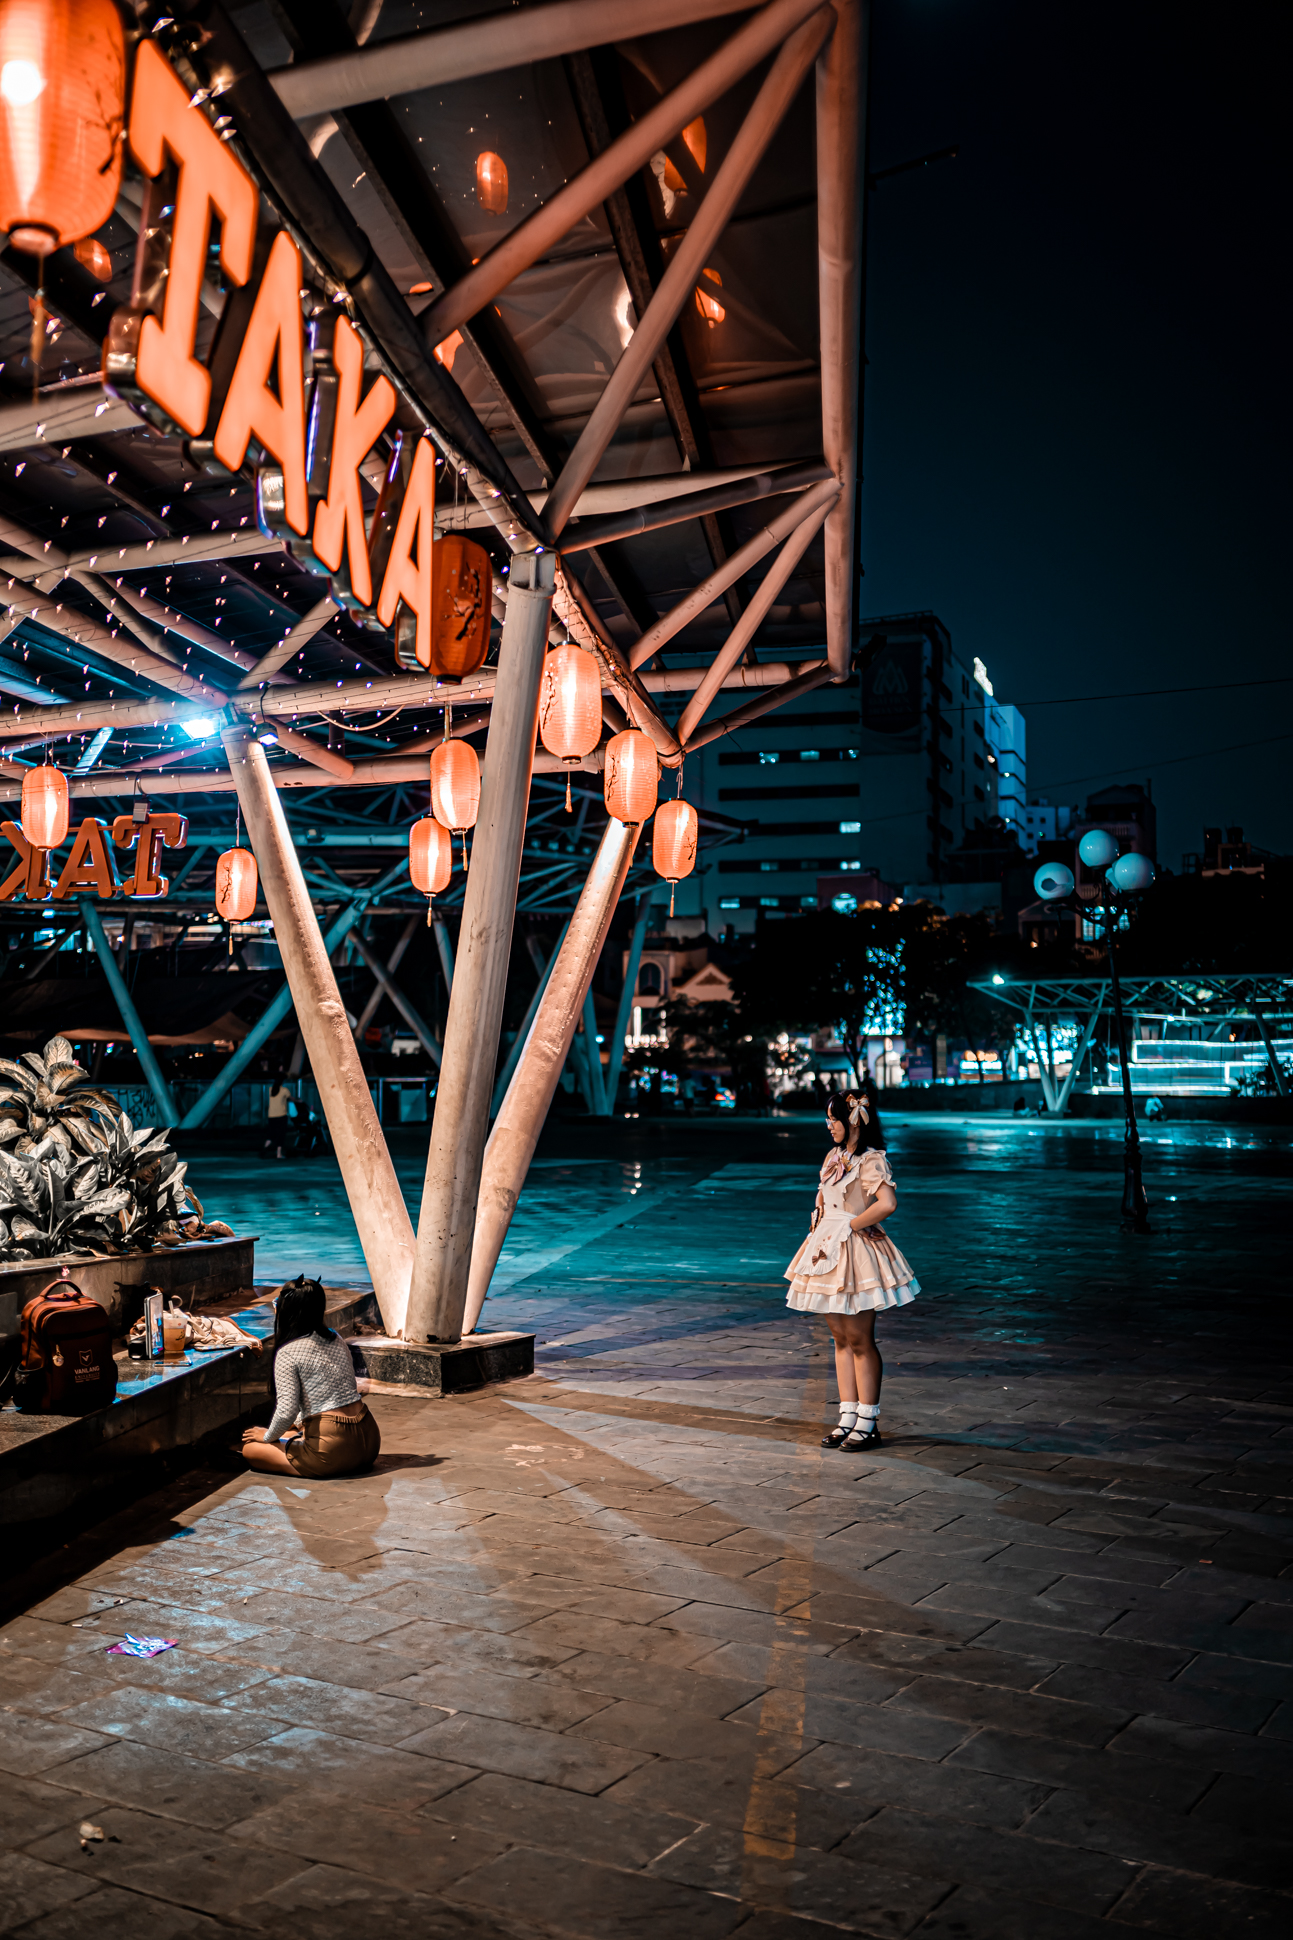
[785,1147,920,1315]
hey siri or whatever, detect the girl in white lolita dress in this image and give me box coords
[785,1089,919,1451]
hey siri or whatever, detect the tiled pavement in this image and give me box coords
[1,1115,1291,1939]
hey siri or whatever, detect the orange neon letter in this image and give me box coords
[312,317,397,608]
[213,231,309,534]
[0,823,49,901]
[112,813,188,899]
[129,39,259,437]
[53,820,121,901]
[376,436,437,664]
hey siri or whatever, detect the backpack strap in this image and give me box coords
[34,1279,85,1302]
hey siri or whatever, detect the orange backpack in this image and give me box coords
[16,1276,119,1415]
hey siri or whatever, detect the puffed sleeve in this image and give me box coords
[858,1150,895,1201]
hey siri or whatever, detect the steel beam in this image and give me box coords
[356,914,417,1035]
[463,817,638,1331]
[348,925,441,1065]
[270,0,766,116]
[544,9,834,539]
[677,502,833,741]
[562,463,832,553]
[79,898,179,1126]
[405,552,554,1342]
[817,0,866,678]
[629,480,838,673]
[421,0,822,345]
[605,889,658,1108]
[178,897,363,1129]
[683,660,833,749]
[490,918,571,1117]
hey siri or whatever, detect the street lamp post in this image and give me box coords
[1033,834,1155,1234]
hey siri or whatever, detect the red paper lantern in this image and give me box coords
[20,763,68,848]
[430,737,480,833]
[0,0,125,257]
[410,817,452,897]
[475,150,508,216]
[430,535,492,679]
[603,730,658,825]
[653,799,698,896]
[539,644,601,762]
[214,847,258,923]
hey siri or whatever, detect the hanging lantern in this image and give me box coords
[539,644,601,809]
[0,0,125,258]
[603,730,658,825]
[430,738,480,868]
[475,150,508,216]
[214,848,258,923]
[430,535,491,679]
[694,267,725,328]
[410,817,452,921]
[653,799,698,916]
[20,763,68,849]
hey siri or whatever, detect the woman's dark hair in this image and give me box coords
[826,1085,886,1152]
[273,1275,334,1351]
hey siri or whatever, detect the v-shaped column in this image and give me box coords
[223,725,415,1331]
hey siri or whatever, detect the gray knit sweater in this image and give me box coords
[266,1332,360,1441]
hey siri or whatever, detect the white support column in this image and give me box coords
[816,0,866,679]
[222,725,415,1332]
[404,551,555,1342]
[464,816,639,1334]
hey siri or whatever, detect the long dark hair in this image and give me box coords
[273,1275,334,1354]
[826,1085,886,1156]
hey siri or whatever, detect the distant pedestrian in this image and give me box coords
[264,1078,293,1158]
[681,1073,696,1114]
[785,1088,920,1450]
[240,1276,380,1478]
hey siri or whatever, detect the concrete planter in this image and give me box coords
[0,1235,257,1342]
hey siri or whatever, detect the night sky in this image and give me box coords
[859,0,1290,870]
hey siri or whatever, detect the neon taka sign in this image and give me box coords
[102,40,442,664]
[0,814,187,903]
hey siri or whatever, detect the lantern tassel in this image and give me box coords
[669,882,676,919]
[565,771,572,813]
[30,286,45,402]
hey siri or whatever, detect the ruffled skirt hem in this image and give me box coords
[786,1277,919,1315]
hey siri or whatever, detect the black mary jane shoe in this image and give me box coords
[840,1424,882,1451]
[821,1423,854,1448]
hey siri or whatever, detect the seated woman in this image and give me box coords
[240,1276,380,1478]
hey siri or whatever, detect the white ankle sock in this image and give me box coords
[836,1401,858,1425]
[853,1403,880,1435]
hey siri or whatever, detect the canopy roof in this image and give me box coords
[0,0,856,921]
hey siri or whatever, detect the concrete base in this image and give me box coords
[348,1331,535,1396]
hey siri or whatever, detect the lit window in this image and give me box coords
[759,861,777,872]
[759,896,779,907]
[759,751,779,765]
[719,897,740,910]
[839,820,861,834]
[800,749,820,762]
[840,859,862,871]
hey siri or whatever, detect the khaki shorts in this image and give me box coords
[283,1405,380,1478]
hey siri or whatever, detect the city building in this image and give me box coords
[675,613,1030,933]
[1018,796,1077,856]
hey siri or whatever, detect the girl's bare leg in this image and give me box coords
[824,1318,859,1402]
[240,1434,300,1475]
[842,1312,882,1406]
